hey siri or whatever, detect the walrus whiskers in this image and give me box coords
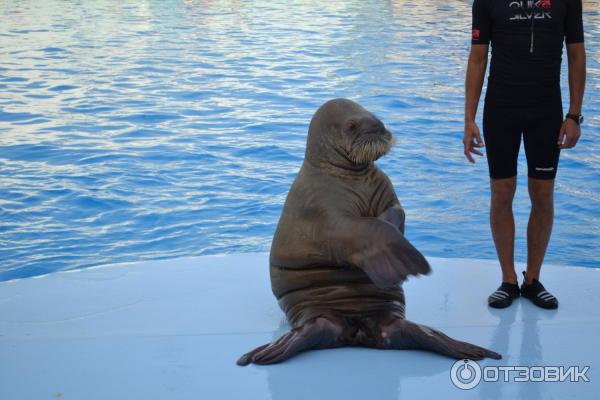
[348,134,395,165]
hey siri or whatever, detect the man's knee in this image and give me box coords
[491,177,517,208]
[528,178,554,211]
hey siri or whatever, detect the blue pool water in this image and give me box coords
[1,1,599,281]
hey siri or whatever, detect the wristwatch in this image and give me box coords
[566,113,584,125]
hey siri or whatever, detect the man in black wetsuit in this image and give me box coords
[463,0,586,309]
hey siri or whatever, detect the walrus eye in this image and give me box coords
[345,119,358,133]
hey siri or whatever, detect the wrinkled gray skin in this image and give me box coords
[238,99,501,366]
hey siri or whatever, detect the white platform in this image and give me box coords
[1,253,598,399]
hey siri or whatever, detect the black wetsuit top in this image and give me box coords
[472,0,584,106]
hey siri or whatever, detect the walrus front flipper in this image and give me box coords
[237,317,343,366]
[377,204,405,233]
[338,217,431,289]
[380,319,501,361]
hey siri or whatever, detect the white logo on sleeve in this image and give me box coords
[535,167,555,171]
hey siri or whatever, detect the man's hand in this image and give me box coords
[463,120,485,163]
[557,118,581,149]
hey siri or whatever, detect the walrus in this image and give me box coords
[237,99,501,366]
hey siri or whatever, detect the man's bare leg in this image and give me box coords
[490,177,518,284]
[525,178,555,283]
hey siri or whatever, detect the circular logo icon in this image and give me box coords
[450,359,482,390]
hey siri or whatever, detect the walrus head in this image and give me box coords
[305,99,395,170]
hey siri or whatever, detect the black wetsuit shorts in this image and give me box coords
[483,101,562,180]
[472,0,584,180]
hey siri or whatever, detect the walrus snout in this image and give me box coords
[361,128,390,138]
[361,118,385,134]
[345,115,394,165]
[367,118,387,135]
[344,115,387,137]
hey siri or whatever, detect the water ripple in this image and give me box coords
[0,0,599,280]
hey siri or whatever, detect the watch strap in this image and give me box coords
[566,113,583,125]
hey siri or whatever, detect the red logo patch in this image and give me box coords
[539,0,551,9]
[472,29,480,40]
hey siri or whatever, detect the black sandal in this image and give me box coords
[520,271,558,309]
[488,282,520,309]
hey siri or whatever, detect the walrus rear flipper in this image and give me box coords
[237,316,344,366]
[380,318,502,361]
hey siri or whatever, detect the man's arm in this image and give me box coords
[558,43,586,149]
[559,0,586,150]
[463,45,488,163]
[567,42,586,115]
